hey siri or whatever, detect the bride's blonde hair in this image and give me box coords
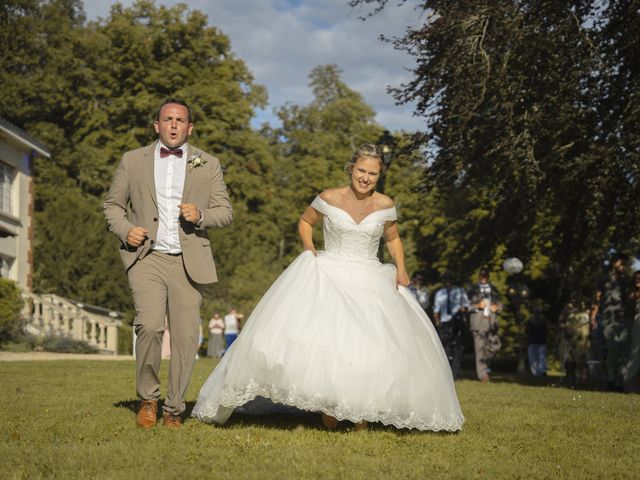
[346,143,386,175]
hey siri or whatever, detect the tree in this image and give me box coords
[597,0,640,263]
[33,187,132,310]
[0,279,24,341]
[348,0,640,318]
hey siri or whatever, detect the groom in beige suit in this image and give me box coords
[104,99,232,428]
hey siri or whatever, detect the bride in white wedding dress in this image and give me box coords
[193,144,464,431]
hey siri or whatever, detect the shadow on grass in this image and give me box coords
[114,399,199,413]
[456,367,562,386]
[224,410,459,435]
[457,353,614,392]
[113,398,459,434]
[114,399,139,413]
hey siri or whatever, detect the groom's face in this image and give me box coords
[154,103,193,148]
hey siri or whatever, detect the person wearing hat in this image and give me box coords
[433,272,470,379]
[467,268,503,382]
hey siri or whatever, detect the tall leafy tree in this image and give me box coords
[598,0,640,264]
[349,0,640,316]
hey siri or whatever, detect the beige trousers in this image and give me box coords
[470,313,501,379]
[128,251,202,415]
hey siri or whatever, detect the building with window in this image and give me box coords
[0,117,50,292]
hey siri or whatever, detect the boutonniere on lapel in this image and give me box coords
[187,151,207,172]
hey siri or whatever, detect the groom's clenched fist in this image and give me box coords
[179,203,202,224]
[126,226,149,247]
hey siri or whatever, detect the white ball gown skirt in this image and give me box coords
[193,250,465,431]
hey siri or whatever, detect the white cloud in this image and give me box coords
[82,0,426,132]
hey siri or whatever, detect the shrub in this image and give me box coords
[5,332,99,354]
[39,335,99,354]
[0,278,24,342]
[117,323,133,355]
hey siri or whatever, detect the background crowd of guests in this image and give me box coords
[408,255,640,392]
[204,309,244,359]
[559,254,640,392]
[409,268,503,383]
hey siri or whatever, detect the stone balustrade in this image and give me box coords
[21,292,122,355]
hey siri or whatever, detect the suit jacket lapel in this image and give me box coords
[143,142,157,207]
[181,144,194,203]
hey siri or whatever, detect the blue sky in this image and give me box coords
[82,0,427,132]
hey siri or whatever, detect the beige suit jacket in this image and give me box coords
[103,142,232,284]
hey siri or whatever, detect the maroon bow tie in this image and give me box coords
[160,147,183,158]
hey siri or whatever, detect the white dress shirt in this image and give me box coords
[153,141,187,254]
[224,314,239,334]
[433,286,470,323]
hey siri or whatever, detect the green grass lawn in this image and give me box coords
[1,358,638,479]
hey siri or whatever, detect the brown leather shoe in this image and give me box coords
[136,400,158,428]
[321,413,338,429]
[162,411,182,429]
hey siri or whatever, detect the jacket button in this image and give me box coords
[153,217,158,222]
[150,240,155,244]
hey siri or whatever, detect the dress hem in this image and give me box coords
[192,383,465,432]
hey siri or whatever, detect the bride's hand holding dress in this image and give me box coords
[298,205,319,256]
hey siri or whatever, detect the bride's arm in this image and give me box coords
[298,206,321,255]
[384,222,410,287]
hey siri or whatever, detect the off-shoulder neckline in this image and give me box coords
[313,196,396,225]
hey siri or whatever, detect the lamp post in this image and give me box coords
[377,130,395,194]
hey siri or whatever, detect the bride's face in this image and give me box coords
[350,157,381,195]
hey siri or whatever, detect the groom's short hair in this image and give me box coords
[156,98,192,123]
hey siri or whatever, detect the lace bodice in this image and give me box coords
[311,196,397,262]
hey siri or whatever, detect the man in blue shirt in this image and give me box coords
[433,272,470,379]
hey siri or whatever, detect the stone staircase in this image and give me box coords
[20,292,122,355]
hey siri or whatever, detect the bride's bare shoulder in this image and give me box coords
[372,192,395,209]
[319,187,347,203]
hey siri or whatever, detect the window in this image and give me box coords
[0,255,13,279]
[0,162,14,214]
